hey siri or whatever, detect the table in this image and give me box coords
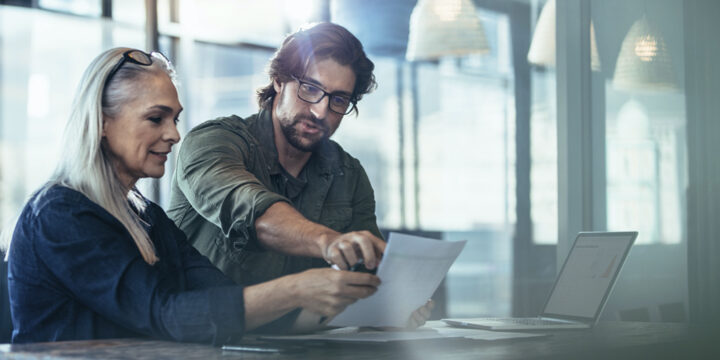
[0,322,717,360]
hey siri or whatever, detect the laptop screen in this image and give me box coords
[542,232,637,321]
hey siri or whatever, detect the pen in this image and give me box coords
[221,345,284,353]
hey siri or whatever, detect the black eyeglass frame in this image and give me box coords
[290,75,356,115]
[103,50,163,91]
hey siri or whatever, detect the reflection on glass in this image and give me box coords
[39,0,101,17]
[606,98,684,244]
[333,58,401,229]
[0,6,143,227]
[530,68,558,244]
[112,0,145,26]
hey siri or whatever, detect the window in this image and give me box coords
[0,5,144,226]
[337,9,516,317]
[39,0,101,16]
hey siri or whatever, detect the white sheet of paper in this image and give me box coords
[425,321,549,341]
[260,322,548,343]
[328,232,466,327]
[261,327,453,343]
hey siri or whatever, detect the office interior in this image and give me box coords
[0,0,718,343]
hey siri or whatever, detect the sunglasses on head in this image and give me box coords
[103,49,168,90]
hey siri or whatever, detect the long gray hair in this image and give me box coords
[5,47,177,264]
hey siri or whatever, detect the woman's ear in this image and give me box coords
[101,115,110,137]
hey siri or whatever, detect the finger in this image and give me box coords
[338,240,359,269]
[413,311,427,327]
[371,234,386,259]
[327,246,350,270]
[418,305,431,320]
[373,236,387,253]
[407,312,423,329]
[354,234,378,269]
[419,300,434,318]
[342,272,381,287]
[338,284,378,299]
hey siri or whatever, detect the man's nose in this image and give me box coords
[309,95,330,120]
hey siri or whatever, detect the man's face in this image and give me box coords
[272,58,356,152]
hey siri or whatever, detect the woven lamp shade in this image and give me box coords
[613,15,677,91]
[405,0,490,61]
[527,0,601,71]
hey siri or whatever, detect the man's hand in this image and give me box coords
[291,268,381,318]
[321,231,386,270]
[256,203,385,266]
[406,300,435,329]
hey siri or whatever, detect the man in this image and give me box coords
[168,23,430,329]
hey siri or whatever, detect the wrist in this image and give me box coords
[282,273,304,309]
[315,230,338,258]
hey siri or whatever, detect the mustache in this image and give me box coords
[293,114,328,132]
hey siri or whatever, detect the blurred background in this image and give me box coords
[1,0,718,335]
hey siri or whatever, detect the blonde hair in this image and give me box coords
[3,47,177,265]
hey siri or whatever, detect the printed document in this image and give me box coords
[260,321,547,343]
[328,232,466,327]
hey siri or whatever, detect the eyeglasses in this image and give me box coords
[291,76,356,115]
[104,50,163,90]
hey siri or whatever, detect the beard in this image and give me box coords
[279,113,329,152]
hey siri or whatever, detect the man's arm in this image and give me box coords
[255,202,385,270]
[174,123,289,246]
[175,121,384,268]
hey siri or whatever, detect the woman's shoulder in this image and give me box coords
[28,184,96,215]
[22,185,120,231]
[18,185,136,247]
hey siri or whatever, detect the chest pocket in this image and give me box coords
[320,206,353,232]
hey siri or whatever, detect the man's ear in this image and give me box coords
[273,78,283,93]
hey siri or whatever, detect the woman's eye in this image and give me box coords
[148,117,162,123]
[173,117,180,125]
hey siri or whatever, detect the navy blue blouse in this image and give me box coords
[7,185,246,344]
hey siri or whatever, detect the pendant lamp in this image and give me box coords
[526,0,601,71]
[405,0,490,61]
[613,15,676,91]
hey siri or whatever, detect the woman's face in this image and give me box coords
[102,72,182,189]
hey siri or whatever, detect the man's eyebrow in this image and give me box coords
[303,77,352,97]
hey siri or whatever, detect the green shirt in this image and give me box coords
[167,109,382,287]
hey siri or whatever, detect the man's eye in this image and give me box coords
[331,96,350,106]
[301,83,322,95]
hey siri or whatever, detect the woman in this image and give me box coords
[5,47,425,344]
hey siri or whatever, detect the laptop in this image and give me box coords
[443,231,638,331]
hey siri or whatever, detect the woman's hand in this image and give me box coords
[291,268,381,319]
[406,299,435,329]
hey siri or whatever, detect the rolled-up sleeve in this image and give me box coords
[174,124,288,247]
